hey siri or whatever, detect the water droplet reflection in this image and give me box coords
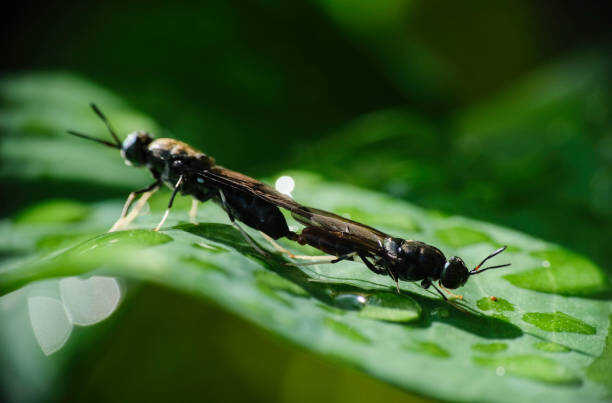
[26,276,123,355]
[275,175,295,196]
[28,296,73,356]
[360,293,421,322]
[59,276,122,326]
[496,366,506,376]
[333,293,367,310]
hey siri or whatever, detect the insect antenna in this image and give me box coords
[470,245,510,275]
[66,130,120,149]
[89,103,122,147]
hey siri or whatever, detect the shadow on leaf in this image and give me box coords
[177,223,523,339]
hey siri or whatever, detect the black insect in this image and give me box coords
[68,103,295,254]
[185,165,512,300]
[69,103,510,300]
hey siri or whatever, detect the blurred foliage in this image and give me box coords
[1,1,612,402]
[295,53,612,271]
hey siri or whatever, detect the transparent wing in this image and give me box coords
[192,166,390,250]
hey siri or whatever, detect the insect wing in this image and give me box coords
[193,167,389,250]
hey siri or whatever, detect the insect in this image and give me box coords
[69,103,510,300]
[186,168,512,300]
[68,103,296,255]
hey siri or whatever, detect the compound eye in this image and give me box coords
[121,132,149,165]
[441,258,469,289]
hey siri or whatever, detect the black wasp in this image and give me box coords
[68,103,293,254]
[69,104,510,300]
[188,173,511,300]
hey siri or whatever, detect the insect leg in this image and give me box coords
[358,253,387,275]
[437,281,463,300]
[382,265,401,294]
[290,252,356,266]
[260,232,296,256]
[430,282,448,301]
[109,184,160,232]
[331,252,357,263]
[218,189,268,256]
[189,199,199,224]
[430,282,469,312]
[119,181,161,217]
[154,175,184,232]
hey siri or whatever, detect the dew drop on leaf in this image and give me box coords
[477,297,515,313]
[534,342,571,353]
[473,355,580,385]
[404,340,450,358]
[471,343,508,354]
[503,249,607,296]
[522,312,596,335]
[359,293,421,322]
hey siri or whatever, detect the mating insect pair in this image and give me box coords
[68,104,510,301]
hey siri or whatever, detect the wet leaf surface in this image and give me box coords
[1,74,610,402]
[1,173,610,402]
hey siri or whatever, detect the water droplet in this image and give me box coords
[59,276,122,326]
[496,366,505,376]
[473,355,580,384]
[471,343,508,354]
[541,260,551,268]
[359,293,421,322]
[275,176,295,196]
[534,342,570,353]
[503,249,607,296]
[523,312,596,335]
[28,296,73,355]
[476,297,514,313]
[404,340,450,358]
[333,293,367,310]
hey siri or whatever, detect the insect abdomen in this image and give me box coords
[220,189,290,239]
[297,227,357,257]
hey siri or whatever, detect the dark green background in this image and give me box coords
[2,1,611,402]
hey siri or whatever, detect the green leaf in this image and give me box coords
[15,199,91,224]
[358,293,421,322]
[522,312,597,335]
[1,172,610,402]
[472,355,580,385]
[471,343,509,354]
[503,249,609,296]
[1,73,610,403]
